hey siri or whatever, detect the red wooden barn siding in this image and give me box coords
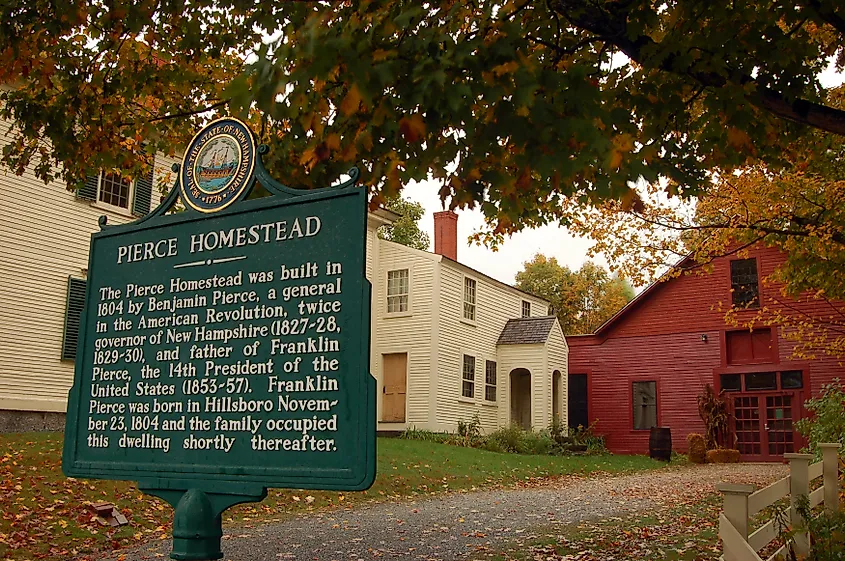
[568,245,845,456]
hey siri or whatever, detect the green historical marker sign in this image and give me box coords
[63,118,375,560]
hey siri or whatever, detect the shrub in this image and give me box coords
[686,433,707,464]
[569,421,608,454]
[796,380,845,457]
[518,430,555,455]
[705,448,741,463]
[548,416,567,446]
[398,427,450,443]
[457,414,482,440]
[485,425,524,454]
[449,414,484,447]
[793,494,845,561]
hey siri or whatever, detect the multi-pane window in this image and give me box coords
[720,370,804,392]
[98,172,132,209]
[521,301,531,318]
[485,360,497,402]
[632,381,657,430]
[730,259,759,308]
[463,277,477,321]
[462,355,475,398]
[386,269,409,313]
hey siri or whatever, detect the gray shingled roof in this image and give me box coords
[496,316,556,345]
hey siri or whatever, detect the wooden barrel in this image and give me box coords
[649,427,672,461]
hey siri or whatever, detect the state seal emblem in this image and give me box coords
[180,117,256,213]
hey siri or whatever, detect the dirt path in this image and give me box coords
[110,463,785,561]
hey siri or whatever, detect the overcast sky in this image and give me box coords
[402,181,604,286]
[402,65,845,287]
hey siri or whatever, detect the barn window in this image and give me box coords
[726,328,774,364]
[462,355,475,398]
[632,381,657,430]
[485,360,497,402]
[781,370,804,389]
[730,259,759,308]
[720,374,742,392]
[745,372,777,391]
[463,277,477,321]
[521,301,531,318]
[386,269,409,313]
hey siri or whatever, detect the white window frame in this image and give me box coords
[386,268,410,316]
[462,276,477,324]
[521,300,531,318]
[461,354,475,399]
[484,359,497,403]
[92,171,136,216]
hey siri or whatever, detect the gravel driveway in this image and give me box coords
[112,463,786,561]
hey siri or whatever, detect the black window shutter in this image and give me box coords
[76,174,99,201]
[61,277,87,361]
[132,156,155,217]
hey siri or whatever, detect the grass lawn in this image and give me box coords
[0,432,663,561]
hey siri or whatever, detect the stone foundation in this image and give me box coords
[0,410,66,433]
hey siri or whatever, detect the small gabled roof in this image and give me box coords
[497,316,557,345]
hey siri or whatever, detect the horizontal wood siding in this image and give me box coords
[496,344,547,430]
[570,245,845,455]
[0,117,178,412]
[365,219,377,282]
[570,333,718,454]
[373,241,437,428]
[435,262,549,433]
[546,321,569,430]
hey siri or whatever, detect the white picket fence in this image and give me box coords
[719,443,841,561]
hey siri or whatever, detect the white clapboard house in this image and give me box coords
[0,115,568,433]
[365,210,569,434]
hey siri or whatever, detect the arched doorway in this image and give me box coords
[552,370,562,421]
[510,368,531,429]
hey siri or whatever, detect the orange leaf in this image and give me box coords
[620,189,645,213]
[492,61,519,76]
[727,127,753,150]
[399,114,426,143]
[372,49,395,62]
[339,84,362,116]
[325,133,341,151]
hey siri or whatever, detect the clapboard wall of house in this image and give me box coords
[546,321,569,426]
[371,240,438,429]
[433,259,550,433]
[0,117,178,413]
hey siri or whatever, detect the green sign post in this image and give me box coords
[63,118,376,560]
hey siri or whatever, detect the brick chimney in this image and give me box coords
[433,210,458,261]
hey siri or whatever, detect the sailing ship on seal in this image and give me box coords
[196,138,239,191]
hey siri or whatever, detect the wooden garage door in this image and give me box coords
[382,353,407,422]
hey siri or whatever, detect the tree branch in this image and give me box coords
[803,0,845,35]
[550,0,845,136]
[120,99,230,126]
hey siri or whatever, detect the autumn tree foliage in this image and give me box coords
[515,254,634,335]
[3,1,844,352]
[2,1,844,220]
[565,88,845,357]
[377,197,431,251]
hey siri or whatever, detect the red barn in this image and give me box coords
[567,246,845,461]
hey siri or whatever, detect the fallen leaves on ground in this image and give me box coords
[482,468,787,561]
[0,434,171,561]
